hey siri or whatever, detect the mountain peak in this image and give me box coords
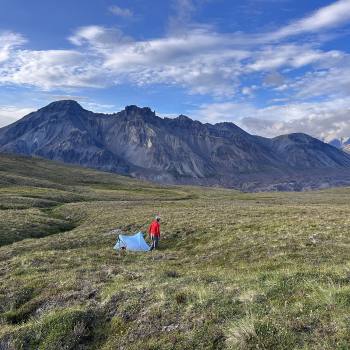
[171,114,202,126]
[214,121,248,135]
[124,105,155,115]
[42,100,84,112]
[273,133,314,142]
[177,114,193,122]
[121,105,158,123]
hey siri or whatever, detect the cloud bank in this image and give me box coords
[0,0,350,140]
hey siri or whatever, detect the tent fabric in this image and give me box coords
[114,232,150,252]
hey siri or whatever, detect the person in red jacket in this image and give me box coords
[148,216,161,251]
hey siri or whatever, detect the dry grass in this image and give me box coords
[0,154,350,349]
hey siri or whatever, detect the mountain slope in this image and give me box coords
[271,133,350,168]
[0,101,131,174]
[1,100,350,191]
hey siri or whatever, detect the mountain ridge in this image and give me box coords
[327,137,350,154]
[1,100,350,191]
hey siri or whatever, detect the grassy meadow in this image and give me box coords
[0,154,349,349]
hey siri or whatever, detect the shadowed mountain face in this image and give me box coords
[1,100,350,191]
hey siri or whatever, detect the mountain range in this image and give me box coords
[1,100,350,191]
[327,137,350,154]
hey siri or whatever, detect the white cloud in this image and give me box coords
[190,98,350,142]
[99,29,250,96]
[109,5,133,18]
[65,26,346,97]
[0,49,110,90]
[241,112,350,142]
[0,0,350,124]
[271,0,350,40]
[294,63,350,98]
[68,26,131,49]
[82,101,119,113]
[0,29,346,98]
[2,0,350,95]
[191,102,256,124]
[247,44,344,71]
[0,31,26,63]
[0,105,34,127]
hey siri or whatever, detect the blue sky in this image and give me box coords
[1,0,350,141]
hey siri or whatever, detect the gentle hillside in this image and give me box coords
[2,100,350,191]
[0,154,350,349]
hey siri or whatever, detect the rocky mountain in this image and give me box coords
[327,137,350,154]
[1,100,350,191]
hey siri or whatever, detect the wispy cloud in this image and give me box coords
[168,0,196,33]
[191,97,350,142]
[108,5,133,18]
[1,0,350,92]
[240,98,350,141]
[196,98,350,143]
[100,28,249,96]
[0,31,26,63]
[247,44,344,71]
[191,102,256,124]
[293,62,350,98]
[68,26,131,48]
[1,1,350,93]
[269,0,350,40]
[0,105,34,127]
[0,49,109,90]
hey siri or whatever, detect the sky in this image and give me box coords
[1,0,350,141]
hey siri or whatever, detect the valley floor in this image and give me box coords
[0,154,349,349]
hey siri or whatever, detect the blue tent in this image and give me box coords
[114,232,150,252]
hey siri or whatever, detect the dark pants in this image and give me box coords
[150,235,159,250]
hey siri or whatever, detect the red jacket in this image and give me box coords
[148,220,160,237]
